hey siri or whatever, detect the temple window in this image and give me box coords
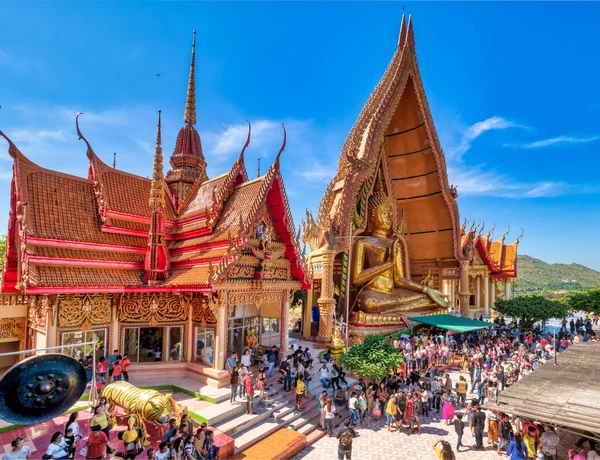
[60,329,107,362]
[194,327,215,367]
[261,318,280,347]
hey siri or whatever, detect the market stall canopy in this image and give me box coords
[409,314,491,333]
[483,342,600,441]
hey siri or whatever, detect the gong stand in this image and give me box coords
[0,340,99,418]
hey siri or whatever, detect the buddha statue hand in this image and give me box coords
[424,286,450,309]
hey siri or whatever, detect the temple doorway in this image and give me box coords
[122,326,183,363]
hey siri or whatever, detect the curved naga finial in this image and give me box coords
[516,227,524,243]
[275,123,286,163]
[486,221,496,238]
[0,130,23,159]
[239,120,251,161]
[501,224,511,240]
[76,112,97,161]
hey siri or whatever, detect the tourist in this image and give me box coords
[281,357,293,392]
[454,375,467,407]
[180,414,194,438]
[97,357,108,381]
[385,395,397,432]
[358,390,367,422]
[64,412,81,441]
[226,352,237,373]
[441,390,455,425]
[192,424,207,456]
[112,358,122,381]
[296,374,306,410]
[183,435,197,460]
[318,391,328,429]
[266,346,277,377]
[472,406,486,451]
[2,437,31,460]
[229,365,239,404]
[539,425,560,460]
[337,419,356,460]
[330,364,341,391]
[154,348,162,361]
[323,398,337,437]
[97,396,110,414]
[413,393,424,435]
[348,391,360,428]
[241,349,251,368]
[257,367,266,397]
[319,364,331,389]
[200,430,220,460]
[506,433,529,460]
[485,408,499,448]
[244,371,256,415]
[171,438,184,460]
[523,426,537,458]
[238,365,248,398]
[163,419,178,443]
[108,350,119,383]
[432,439,456,460]
[568,445,587,460]
[85,425,114,460]
[154,443,170,460]
[91,405,112,439]
[498,413,514,454]
[121,354,131,382]
[83,356,93,383]
[453,413,464,452]
[146,448,155,459]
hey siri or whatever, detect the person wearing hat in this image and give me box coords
[2,437,31,459]
[118,416,144,459]
[85,425,115,460]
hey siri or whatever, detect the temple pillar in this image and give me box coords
[459,261,470,316]
[484,274,490,317]
[281,293,290,353]
[507,281,513,300]
[491,280,496,309]
[505,280,511,300]
[476,276,481,309]
[317,249,336,345]
[302,289,313,340]
[185,308,193,363]
[215,296,227,371]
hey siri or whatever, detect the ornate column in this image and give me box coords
[281,292,291,353]
[504,280,510,300]
[484,274,490,317]
[302,290,313,340]
[491,280,496,309]
[317,249,336,344]
[476,276,481,309]
[215,293,228,371]
[459,261,471,316]
[507,281,513,300]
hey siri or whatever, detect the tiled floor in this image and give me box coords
[233,427,305,459]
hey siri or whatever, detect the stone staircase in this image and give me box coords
[212,372,356,455]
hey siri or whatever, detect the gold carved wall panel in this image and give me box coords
[27,297,47,332]
[227,292,283,316]
[0,318,25,341]
[191,295,217,327]
[57,294,113,330]
[118,293,188,326]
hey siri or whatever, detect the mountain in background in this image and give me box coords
[516,254,600,293]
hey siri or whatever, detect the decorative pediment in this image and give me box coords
[118,293,188,325]
[57,294,113,330]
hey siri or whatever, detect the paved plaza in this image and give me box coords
[294,365,579,460]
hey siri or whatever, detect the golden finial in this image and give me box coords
[149,110,165,208]
[184,30,197,126]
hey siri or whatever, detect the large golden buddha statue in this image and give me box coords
[351,192,449,325]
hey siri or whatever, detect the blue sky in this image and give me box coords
[1,2,599,269]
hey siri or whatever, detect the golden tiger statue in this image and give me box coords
[102,381,185,445]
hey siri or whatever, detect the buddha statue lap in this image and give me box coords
[351,193,449,326]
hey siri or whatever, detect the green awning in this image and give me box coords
[409,314,492,333]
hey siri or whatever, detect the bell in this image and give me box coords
[0,354,87,425]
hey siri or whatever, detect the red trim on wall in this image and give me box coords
[170,240,232,256]
[28,256,143,270]
[101,225,148,238]
[170,227,212,241]
[26,237,146,254]
[171,256,231,269]
[25,285,213,294]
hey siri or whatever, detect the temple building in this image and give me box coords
[0,31,309,386]
[301,15,520,345]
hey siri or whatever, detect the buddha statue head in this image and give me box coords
[369,192,394,234]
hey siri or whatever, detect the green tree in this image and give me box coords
[494,295,568,328]
[566,289,600,315]
[0,234,6,272]
[341,336,403,382]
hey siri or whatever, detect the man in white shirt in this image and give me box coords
[2,438,31,460]
[539,425,560,460]
[154,442,171,460]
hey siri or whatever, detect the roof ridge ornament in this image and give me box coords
[149,110,165,208]
[76,112,98,162]
[397,13,407,48]
[184,30,197,126]
[239,120,251,164]
[275,123,287,165]
[0,130,24,160]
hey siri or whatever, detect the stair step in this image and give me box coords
[233,418,282,454]
[214,394,286,436]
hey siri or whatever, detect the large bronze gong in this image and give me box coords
[0,354,88,425]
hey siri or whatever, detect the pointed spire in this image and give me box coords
[257,158,261,178]
[149,110,165,208]
[76,112,98,161]
[397,13,407,48]
[184,30,197,126]
[275,123,287,165]
[406,14,415,48]
[113,152,117,169]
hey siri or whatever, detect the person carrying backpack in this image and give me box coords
[337,419,356,460]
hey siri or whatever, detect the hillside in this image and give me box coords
[516,254,600,293]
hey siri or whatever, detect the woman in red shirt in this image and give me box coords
[121,354,131,382]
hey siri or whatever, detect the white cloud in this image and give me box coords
[204,120,280,160]
[297,163,336,183]
[448,116,526,161]
[448,164,600,199]
[507,135,600,149]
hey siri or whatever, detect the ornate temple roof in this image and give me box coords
[0,33,308,294]
[314,15,461,266]
[460,221,522,278]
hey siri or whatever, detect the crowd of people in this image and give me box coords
[313,314,599,460]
